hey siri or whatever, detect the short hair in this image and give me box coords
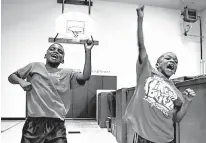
[49,43,63,49]
[156,52,177,64]
[47,43,65,55]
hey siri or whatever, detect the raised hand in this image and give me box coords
[136,5,144,18]
[183,88,196,102]
[84,36,94,52]
[20,81,32,91]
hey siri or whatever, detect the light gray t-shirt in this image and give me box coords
[15,62,83,120]
[123,55,184,143]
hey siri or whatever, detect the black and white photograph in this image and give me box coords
[1,0,206,143]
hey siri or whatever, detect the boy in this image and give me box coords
[123,6,196,143]
[8,40,94,143]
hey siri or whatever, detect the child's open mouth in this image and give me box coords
[51,54,58,60]
[166,64,175,71]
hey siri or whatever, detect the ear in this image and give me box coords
[156,62,159,69]
[44,54,46,59]
[61,60,64,64]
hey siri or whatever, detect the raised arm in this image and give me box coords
[76,38,94,82]
[137,5,147,64]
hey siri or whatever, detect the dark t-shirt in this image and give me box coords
[123,55,184,143]
[15,62,83,120]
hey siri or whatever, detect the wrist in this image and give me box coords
[85,50,91,54]
[18,79,25,85]
[183,99,192,105]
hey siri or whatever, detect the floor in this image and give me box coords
[1,120,118,143]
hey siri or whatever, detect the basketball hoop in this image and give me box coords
[55,12,95,42]
[70,30,82,42]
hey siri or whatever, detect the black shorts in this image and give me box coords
[21,117,67,143]
[133,133,174,143]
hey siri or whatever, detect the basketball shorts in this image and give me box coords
[21,117,67,143]
[133,133,174,143]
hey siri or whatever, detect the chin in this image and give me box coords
[163,71,173,78]
[167,73,175,78]
[48,61,61,65]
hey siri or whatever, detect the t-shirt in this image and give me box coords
[15,62,83,120]
[123,55,184,143]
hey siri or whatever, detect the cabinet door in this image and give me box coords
[87,76,103,118]
[99,92,110,128]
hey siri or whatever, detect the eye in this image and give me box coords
[58,49,64,54]
[49,47,55,51]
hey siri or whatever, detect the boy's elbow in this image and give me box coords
[8,74,14,83]
[84,75,91,81]
[8,73,18,84]
[83,72,91,81]
[76,74,90,84]
[173,115,183,123]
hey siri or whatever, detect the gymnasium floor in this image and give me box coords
[1,120,117,143]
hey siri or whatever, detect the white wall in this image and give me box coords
[1,0,201,117]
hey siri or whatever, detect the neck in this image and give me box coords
[157,68,170,79]
[45,62,60,69]
[163,74,170,79]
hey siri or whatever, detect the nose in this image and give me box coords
[169,58,175,63]
[52,48,59,54]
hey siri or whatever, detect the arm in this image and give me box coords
[76,38,94,82]
[8,73,32,91]
[8,73,26,84]
[137,6,147,64]
[173,101,191,123]
[173,88,196,123]
[8,64,33,91]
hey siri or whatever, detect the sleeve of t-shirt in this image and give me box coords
[14,63,33,79]
[136,54,153,84]
[69,70,86,89]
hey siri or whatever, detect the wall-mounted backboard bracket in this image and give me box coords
[57,0,93,6]
[48,37,99,45]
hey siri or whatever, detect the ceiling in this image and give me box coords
[97,0,206,11]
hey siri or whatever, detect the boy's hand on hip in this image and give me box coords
[136,5,144,18]
[20,81,32,91]
[183,88,196,102]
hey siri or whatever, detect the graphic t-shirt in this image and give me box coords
[123,55,184,143]
[15,62,83,120]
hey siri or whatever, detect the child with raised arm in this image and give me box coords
[8,40,94,143]
[123,6,196,143]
